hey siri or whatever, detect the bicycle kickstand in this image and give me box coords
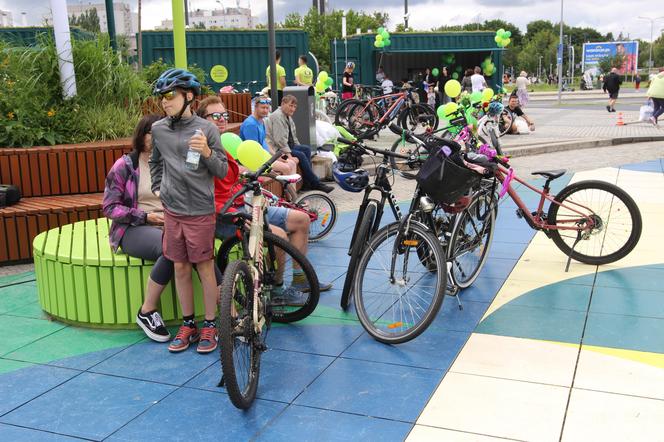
[564,231,583,273]
[446,262,463,310]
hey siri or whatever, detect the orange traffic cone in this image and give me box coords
[616,112,625,126]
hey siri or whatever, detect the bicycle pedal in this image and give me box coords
[515,209,524,219]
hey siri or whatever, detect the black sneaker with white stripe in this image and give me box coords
[136,308,170,342]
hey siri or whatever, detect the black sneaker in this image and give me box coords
[312,182,335,193]
[136,309,171,342]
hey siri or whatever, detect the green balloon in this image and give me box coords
[432,68,439,76]
[452,72,459,79]
[325,77,333,86]
[505,30,511,38]
[220,132,242,159]
[377,27,385,34]
[455,65,463,72]
[383,38,391,46]
[470,91,482,104]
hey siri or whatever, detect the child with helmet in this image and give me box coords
[150,68,228,354]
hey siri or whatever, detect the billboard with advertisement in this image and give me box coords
[582,41,639,74]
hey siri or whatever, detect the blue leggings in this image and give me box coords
[120,225,222,286]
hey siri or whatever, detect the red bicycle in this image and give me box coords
[335,87,438,138]
[261,174,337,242]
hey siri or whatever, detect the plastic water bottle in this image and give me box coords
[185,128,203,170]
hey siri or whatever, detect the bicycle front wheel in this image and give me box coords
[448,193,496,288]
[354,222,447,344]
[218,259,261,410]
[295,192,337,242]
[340,200,378,311]
[217,231,320,323]
[547,180,642,265]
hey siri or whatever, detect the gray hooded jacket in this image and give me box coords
[150,115,228,216]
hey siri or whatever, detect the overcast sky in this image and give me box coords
[1,0,662,41]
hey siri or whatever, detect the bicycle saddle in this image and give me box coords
[531,169,566,180]
[275,174,302,184]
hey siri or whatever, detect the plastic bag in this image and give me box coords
[514,117,531,134]
[639,101,654,122]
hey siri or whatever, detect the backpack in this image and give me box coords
[0,184,21,208]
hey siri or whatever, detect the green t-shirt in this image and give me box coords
[266,64,286,91]
[294,65,314,86]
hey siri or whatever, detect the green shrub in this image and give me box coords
[0,34,150,147]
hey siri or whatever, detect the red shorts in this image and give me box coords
[163,209,216,264]
[341,91,354,100]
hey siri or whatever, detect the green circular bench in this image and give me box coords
[33,218,222,329]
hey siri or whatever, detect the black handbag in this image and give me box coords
[0,184,21,208]
[416,150,480,204]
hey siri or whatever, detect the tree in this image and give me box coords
[517,29,558,74]
[525,20,553,41]
[281,8,388,70]
[69,8,100,34]
[193,22,206,29]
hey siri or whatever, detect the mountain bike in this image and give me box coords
[336,132,421,311]
[216,151,320,409]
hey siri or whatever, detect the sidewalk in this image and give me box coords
[500,107,664,156]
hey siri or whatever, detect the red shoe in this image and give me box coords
[168,325,200,353]
[197,326,218,354]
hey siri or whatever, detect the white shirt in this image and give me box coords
[516,76,530,91]
[470,74,486,92]
[381,79,394,94]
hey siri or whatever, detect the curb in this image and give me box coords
[503,136,664,158]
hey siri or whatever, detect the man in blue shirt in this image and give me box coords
[240,96,296,175]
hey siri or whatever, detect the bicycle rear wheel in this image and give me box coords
[218,259,261,410]
[347,101,382,138]
[340,200,378,311]
[399,104,438,134]
[547,180,642,265]
[295,192,337,242]
[389,137,428,175]
[354,221,447,344]
[216,231,320,323]
[448,193,496,288]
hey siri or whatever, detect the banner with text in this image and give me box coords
[582,41,638,74]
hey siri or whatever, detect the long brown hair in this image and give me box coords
[131,114,161,154]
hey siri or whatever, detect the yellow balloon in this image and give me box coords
[237,140,272,172]
[443,102,459,116]
[481,88,494,101]
[318,71,329,83]
[444,79,462,98]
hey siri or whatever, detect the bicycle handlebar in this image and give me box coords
[218,150,284,216]
[336,137,411,160]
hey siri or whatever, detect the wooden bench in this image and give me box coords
[32,218,227,328]
[0,123,242,265]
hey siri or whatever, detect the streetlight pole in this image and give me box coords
[404,0,409,30]
[557,0,564,104]
[538,56,543,80]
[638,16,664,73]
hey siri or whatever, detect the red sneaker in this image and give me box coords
[197,326,218,354]
[168,325,200,353]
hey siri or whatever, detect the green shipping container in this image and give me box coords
[141,30,309,93]
[0,27,95,46]
[330,32,504,90]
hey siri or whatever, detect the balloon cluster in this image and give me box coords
[494,29,511,47]
[481,57,496,77]
[374,27,391,48]
[437,84,497,131]
[221,132,273,172]
[315,71,333,93]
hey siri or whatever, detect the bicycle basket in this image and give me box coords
[416,151,482,204]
